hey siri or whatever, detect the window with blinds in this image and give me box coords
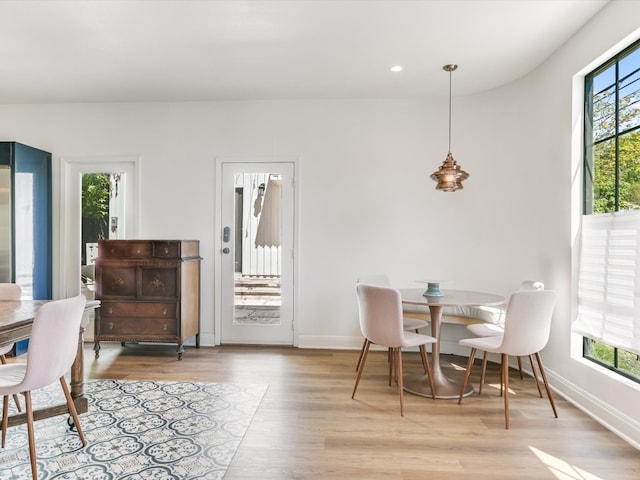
[581,39,640,382]
[576,212,640,354]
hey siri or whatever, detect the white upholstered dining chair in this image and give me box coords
[355,274,430,373]
[0,283,24,412]
[352,283,437,416]
[466,280,545,394]
[0,295,87,480]
[457,289,558,429]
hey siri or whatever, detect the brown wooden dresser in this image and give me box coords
[93,239,201,360]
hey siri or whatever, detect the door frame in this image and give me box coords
[214,156,299,346]
[58,156,140,299]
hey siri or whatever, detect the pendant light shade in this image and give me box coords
[430,64,469,192]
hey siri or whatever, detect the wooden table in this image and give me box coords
[400,288,504,399]
[0,298,99,427]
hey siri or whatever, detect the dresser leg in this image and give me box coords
[195,333,200,348]
[93,341,101,359]
[177,343,184,360]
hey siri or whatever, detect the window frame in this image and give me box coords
[583,38,640,383]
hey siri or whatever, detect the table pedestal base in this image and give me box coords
[399,288,504,400]
[403,372,474,399]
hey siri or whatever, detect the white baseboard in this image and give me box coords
[295,335,473,356]
[295,336,474,358]
[545,368,640,450]
[297,335,364,350]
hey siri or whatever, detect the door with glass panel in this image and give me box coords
[219,161,294,344]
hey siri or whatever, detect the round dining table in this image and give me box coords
[400,288,505,399]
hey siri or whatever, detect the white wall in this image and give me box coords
[0,0,639,448]
[520,0,640,450]
[465,0,640,449]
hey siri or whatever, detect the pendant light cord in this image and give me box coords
[448,68,452,153]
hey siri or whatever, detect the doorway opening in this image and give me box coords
[80,172,126,340]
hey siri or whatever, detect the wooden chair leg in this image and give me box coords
[12,393,21,413]
[413,328,431,373]
[458,348,477,404]
[502,354,510,429]
[421,344,436,400]
[24,391,38,480]
[419,344,429,374]
[396,348,404,416]
[60,377,86,446]
[517,356,524,380]
[499,355,504,397]
[0,355,21,412]
[479,351,488,394]
[352,340,371,399]
[534,352,558,418]
[356,338,367,371]
[529,355,543,398]
[389,346,395,385]
[1,395,8,448]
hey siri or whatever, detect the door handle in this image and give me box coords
[223,226,230,242]
[222,247,230,254]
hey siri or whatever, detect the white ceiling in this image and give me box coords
[0,0,609,104]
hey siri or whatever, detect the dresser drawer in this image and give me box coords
[153,241,180,258]
[100,302,176,318]
[96,266,137,297]
[127,241,153,258]
[98,317,178,336]
[99,241,153,258]
[141,268,178,298]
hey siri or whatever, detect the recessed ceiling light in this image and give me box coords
[390,65,403,73]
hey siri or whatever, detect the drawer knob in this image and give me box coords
[163,323,168,331]
[162,307,167,316]
[164,247,169,254]
[108,307,113,314]
[108,322,114,330]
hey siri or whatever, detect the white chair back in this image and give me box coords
[19,295,86,392]
[499,290,556,357]
[355,283,405,348]
[0,283,22,300]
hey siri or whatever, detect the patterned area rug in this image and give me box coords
[0,380,268,479]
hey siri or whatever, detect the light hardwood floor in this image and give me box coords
[86,343,640,479]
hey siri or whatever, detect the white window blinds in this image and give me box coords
[575,211,640,355]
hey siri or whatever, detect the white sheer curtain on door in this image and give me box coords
[255,176,282,248]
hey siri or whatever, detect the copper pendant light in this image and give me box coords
[430,64,469,192]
